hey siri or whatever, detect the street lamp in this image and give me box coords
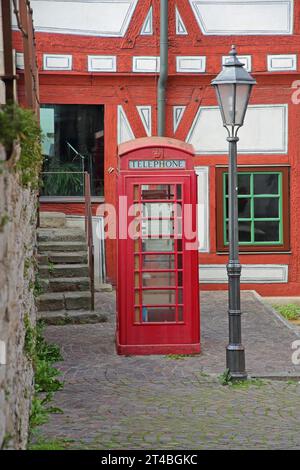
[211,45,256,380]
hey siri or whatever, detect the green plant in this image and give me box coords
[0,103,42,189]
[42,162,84,197]
[1,433,13,450]
[165,354,195,360]
[47,261,54,274]
[28,436,74,450]
[219,369,232,386]
[24,257,32,278]
[24,317,64,433]
[230,378,266,389]
[32,275,44,297]
[0,214,9,232]
[273,304,300,321]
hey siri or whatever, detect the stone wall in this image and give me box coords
[0,144,37,449]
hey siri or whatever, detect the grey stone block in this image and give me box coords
[37,292,64,312]
[39,212,66,228]
[49,277,90,293]
[65,291,91,310]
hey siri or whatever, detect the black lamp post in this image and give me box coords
[211,46,256,380]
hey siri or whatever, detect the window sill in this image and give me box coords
[39,196,104,203]
[216,251,292,255]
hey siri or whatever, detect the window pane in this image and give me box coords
[239,222,252,242]
[254,221,280,242]
[142,290,176,305]
[254,198,279,219]
[254,174,278,195]
[226,221,252,243]
[142,307,176,323]
[238,174,251,195]
[238,198,251,218]
[142,272,176,287]
[40,104,104,196]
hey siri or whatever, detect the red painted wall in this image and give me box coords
[14,0,300,295]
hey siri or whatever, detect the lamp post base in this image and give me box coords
[226,344,247,380]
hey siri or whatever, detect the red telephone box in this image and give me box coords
[116,137,200,355]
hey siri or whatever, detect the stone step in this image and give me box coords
[37,251,88,265]
[38,241,87,253]
[40,211,66,228]
[38,228,86,243]
[47,251,88,264]
[47,277,90,293]
[37,309,108,325]
[37,291,91,312]
[39,263,89,279]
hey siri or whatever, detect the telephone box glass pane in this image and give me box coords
[142,290,176,305]
[142,202,174,218]
[142,254,175,269]
[142,239,174,252]
[142,219,175,237]
[141,185,175,200]
[142,272,176,287]
[142,307,176,323]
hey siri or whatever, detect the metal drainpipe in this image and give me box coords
[157,0,168,136]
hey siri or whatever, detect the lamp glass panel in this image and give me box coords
[234,84,252,126]
[216,84,235,125]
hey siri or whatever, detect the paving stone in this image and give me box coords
[33,291,300,450]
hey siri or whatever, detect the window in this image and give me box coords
[40,104,104,197]
[216,167,290,252]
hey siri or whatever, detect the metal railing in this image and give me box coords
[84,172,95,311]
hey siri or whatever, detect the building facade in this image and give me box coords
[13,0,300,296]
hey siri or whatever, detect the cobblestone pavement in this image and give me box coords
[37,291,300,450]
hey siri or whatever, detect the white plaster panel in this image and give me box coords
[189,0,294,35]
[117,105,135,144]
[132,56,160,73]
[13,0,138,37]
[267,54,297,71]
[194,166,210,253]
[173,106,186,132]
[199,264,289,283]
[222,55,252,72]
[140,6,153,35]
[187,105,288,155]
[137,106,152,136]
[43,54,72,70]
[176,56,206,73]
[88,55,117,72]
[175,7,188,35]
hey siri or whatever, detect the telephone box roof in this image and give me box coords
[118,137,195,157]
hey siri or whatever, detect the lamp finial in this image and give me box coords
[229,45,237,56]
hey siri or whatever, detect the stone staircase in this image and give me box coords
[37,212,107,324]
